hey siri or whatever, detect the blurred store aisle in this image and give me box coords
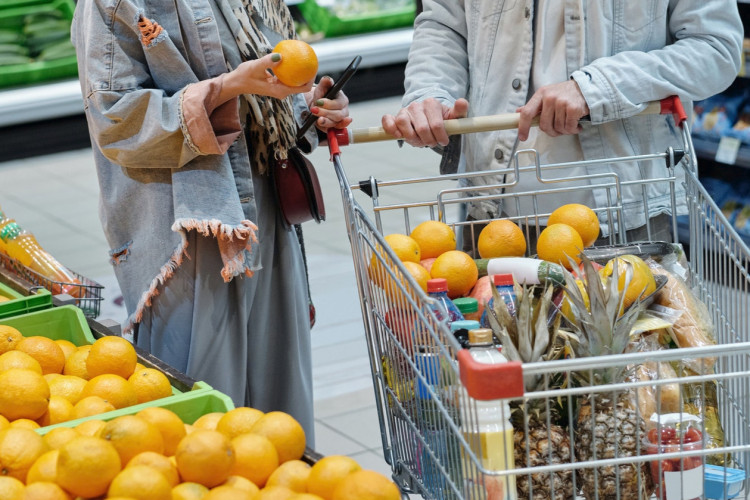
[0,95,443,483]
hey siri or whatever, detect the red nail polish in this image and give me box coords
[310,106,320,114]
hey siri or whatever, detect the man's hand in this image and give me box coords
[381,97,469,147]
[517,80,589,141]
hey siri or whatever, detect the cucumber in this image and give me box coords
[38,39,76,60]
[0,31,23,44]
[0,44,29,56]
[0,53,33,66]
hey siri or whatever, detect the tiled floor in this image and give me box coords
[0,95,441,490]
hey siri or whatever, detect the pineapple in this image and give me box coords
[485,282,576,499]
[562,256,654,500]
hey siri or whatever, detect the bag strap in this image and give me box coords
[294,224,316,328]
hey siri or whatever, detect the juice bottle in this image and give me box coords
[453,296,481,322]
[461,328,517,500]
[0,222,82,297]
[0,207,15,255]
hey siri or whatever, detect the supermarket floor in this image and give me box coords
[0,95,441,486]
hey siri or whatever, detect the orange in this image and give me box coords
[548,203,600,248]
[254,487,296,500]
[600,254,657,311]
[35,395,74,426]
[249,411,306,464]
[536,223,584,270]
[0,415,8,431]
[0,476,25,500]
[127,451,180,487]
[21,482,70,500]
[205,485,257,500]
[57,435,121,498]
[41,427,78,450]
[331,470,400,500]
[223,475,260,494]
[306,455,361,500]
[81,373,138,409]
[62,349,89,379]
[368,234,422,290]
[43,373,62,384]
[128,368,173,404]
[0,427,47,482]
[26,449,59,484]
[288,495,324,500]
[172,482,210,500]
[108,464,172,500]
[192,412,225,431]
[429,250,479,298]
[86,336,138,379]
[0,351,42,374]
[136,407,187,456]
[98,415,165,465]
[53,340,77,361]
[175,429,235,488]
[47,375,87,405]
[216,407,264,440]
[271,40,318,87]
[382,260,430,307]
[9,418,40,430]
[409,220,457,259]
[0,368,49,421]
[74,418,106,436]
[560,278,590,324]
[229,433,279,487]
[0,325,23,356]
[265,459,311,493]
[71,395,116,419]
[15,336,65,375]
[476,219,527,259]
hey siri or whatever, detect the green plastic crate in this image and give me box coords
[37,388,235,435]
[0,283,53,320]
[297,0,415,37]
[0,0,77,88]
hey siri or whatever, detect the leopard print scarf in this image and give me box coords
[216,0,299,173]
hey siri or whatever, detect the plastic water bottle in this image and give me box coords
[0,221,81,296]
[480,274,517,328]
[461,328,517,499]
[427,278,464,326]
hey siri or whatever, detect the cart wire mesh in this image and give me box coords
[326,118,750,500]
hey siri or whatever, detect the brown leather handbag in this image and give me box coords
[271,146,326,227]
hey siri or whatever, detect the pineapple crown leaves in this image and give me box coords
[561,254,645,385]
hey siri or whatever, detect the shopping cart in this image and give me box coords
[325,96,750,499]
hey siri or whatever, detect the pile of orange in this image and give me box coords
[536,204,601,270]
[0,405,399,500]
[0,330,173,428]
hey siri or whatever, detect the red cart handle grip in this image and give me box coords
[658,96,688,126]
[457,350,525,401]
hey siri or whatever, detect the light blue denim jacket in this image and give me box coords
[71,0,316,332]
[406,0,743,229]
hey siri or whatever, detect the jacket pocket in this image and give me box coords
[602,0,668,33]
[469,0,517,17]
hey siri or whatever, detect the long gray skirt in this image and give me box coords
[135,169,315,445]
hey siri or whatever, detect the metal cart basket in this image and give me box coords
[325,97,750,499]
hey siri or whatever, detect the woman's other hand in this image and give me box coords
[305,76,352,131]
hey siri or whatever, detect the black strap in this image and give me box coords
[294,224,316,328]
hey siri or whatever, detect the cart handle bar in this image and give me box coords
[457,350,525,401]
[330,96,687,146]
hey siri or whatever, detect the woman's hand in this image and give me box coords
[305,76,352,131]
[226,53,314,100]
[381,97,469,148]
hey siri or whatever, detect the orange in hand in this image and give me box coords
[272,40,318,87]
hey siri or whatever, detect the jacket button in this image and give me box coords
[494,148,504,161]
[512,78,522,90]
[525,7,530,18]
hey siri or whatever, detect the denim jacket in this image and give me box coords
[72,0,315,333]
[406,0,743,230]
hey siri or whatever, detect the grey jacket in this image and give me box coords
[72,0,314,332]
[405,0,743,229]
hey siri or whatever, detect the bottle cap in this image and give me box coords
[427,278,448,293]
[453,297,478,314]
[468,328,494,345]
[493,273,514,287]
[450,320,480,333]
[0,222,20,242]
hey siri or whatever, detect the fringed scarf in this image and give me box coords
[216,0,299,172]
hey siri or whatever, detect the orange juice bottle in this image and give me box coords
[0,221,82,296]
[0,207,16,255]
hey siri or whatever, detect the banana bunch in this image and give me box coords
[0,8,76,67]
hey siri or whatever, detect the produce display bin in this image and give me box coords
[0,282,53,320]
[0,0,78,89]
[296,0,415,37]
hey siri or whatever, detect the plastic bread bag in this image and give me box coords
[646,258,717,374]
[628,333,682,421]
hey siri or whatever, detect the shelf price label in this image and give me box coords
[715,136,741,165]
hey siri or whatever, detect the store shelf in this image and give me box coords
[0,28,412,128]
[692,135,750,170]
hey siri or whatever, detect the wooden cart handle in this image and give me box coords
[345,99,674,144]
